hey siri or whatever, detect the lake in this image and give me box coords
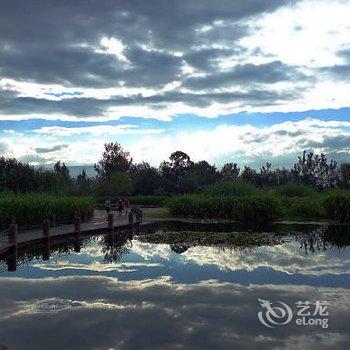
[0,221,349,349]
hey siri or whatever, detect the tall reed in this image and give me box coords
[0,193,95,229]
[166,194,283,224]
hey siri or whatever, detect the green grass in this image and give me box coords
[0,192,95,229]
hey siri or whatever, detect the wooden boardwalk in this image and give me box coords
[0,209,139,256]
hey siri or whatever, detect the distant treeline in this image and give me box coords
[1,142,349,197]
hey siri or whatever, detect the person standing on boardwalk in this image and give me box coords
[123,197,130,215]
[117,197,123,215]
[105,197,111,215]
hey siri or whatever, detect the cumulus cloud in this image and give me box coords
[127,118,350,166]
[0,117,348,166]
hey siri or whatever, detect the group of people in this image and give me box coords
[104,197,131,215]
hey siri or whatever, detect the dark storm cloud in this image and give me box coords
[138,89,300,108]
[0,44,185,88]
[0,86,300,117]
[320,65,350,81]
[183,47,241,72]
[0,0,297,89]
[183,61,308,90]
[307,135,350,150]
[34,144,68,153]
[318,47,350,82]
[0,87,109,116]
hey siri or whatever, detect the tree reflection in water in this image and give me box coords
[297,225,350,254]
[170,244,190,254]
[0,223,350,270]
[101,229,133,263]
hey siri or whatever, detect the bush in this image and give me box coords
[322,191,350,222]
[202,180,258,197]
[282,197,323,219]
[128,196,167,206]
[274,183,316,198]
[0,192,95,229]
[166,194,282,224]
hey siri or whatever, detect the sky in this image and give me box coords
[0,0,350,169]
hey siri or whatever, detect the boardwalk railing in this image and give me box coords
[0,207,143,258]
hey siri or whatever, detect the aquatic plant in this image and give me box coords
[128,195,167,206]
[282,197,323,219]
[201,180,258,197]
[166,194,283,224]
[138,230,279,248]
[322,191,350,222]
[0,193,95,229]
[274,183,317,198]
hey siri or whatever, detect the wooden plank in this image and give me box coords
[0,210,142,257]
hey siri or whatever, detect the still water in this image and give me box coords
[0,221,349,349]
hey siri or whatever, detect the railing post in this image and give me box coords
[43,220,50,237]
[42,237,50,261]
[8,224,18,244]
[74,216,81,235]
[108,213,114,230]
[7,243,17,272]
[128,211,134,225]
[52,213,56,227]
[73,237,81,253]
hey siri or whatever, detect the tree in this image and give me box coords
[179,160,218,192]
[220,163,240,180]
[96,172,133,198]
[75,169,93,195]
[0,157,36,192]
[0,157,70,193]
[340,163,350,188]
[259,162,277,186]
[130,162,161,195]
[273,168,292,185]
[292,151,339,188]
[168,151,193,178]
[53,161,70,182]
[159,151,193,193]
[240,166,259,185]
[94,142,132,179]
